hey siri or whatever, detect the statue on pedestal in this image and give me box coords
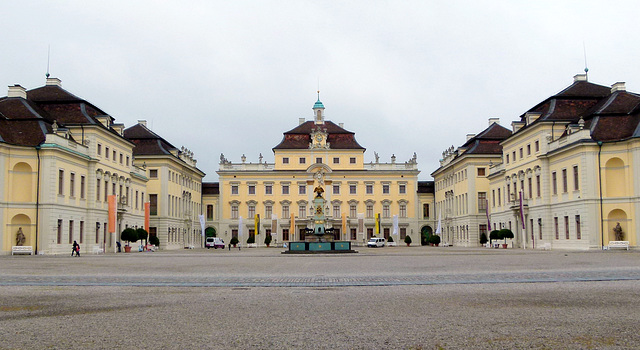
[16,227,25,246]
[613,222,624,241]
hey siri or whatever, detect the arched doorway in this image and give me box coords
[205,226,217,237]
[421,225,433,246]
[607,209,628,243]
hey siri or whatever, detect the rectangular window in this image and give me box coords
[399,184,406,194]
[333,157,340,164]
[149,169,158,179]
[535,140,539,152]
[349,184,357,195]
[366,204,373,218]
[135,191,139,209]
[316,157,322,164]
[350,157,356,164]
[265,204,272,218]
[105,147,109,159]
[248,185,256,195]
[562,169,568,193]
[400,227,406,240]
[478,192,487,212]
[298,185,306,195]
[350,204,357,218]
[58,170,64,195]
[384,204,391,218]
[506,184,511,202]
[69,220,74,244]
[519,148,523,159]
[333,184,340,195]
[552,172,557,195]
[399,204,407,218]
[282,229,289,241]
[119,153,123,164]
[149,194,158,216]
[506,154,509,163]
[554,217,559,239]
[299,157,306,164]
[282,184,289,195]
[492,190,496,207]
[69,173,75,197]
[282,157,289,164]
[564,216,569,239]
[126,156,130,166]
[231,185,239,195]
[80,175,85,199]
[382,184,390,194]
[282,205,289,218]
[96,181,101,201]
[207,205,214,220]
[573,166,579,191]
[536,175,541,197]
[298,205,306,218]
[351,228,357,240]
[231,205,239,219]
[527,144,531,156]
[248,205,255,218]
[477,168,485,176]
[232,229,238,239]
[104,181,108,201]
[528,177,532,199]
[57,219,62,244]
[498,188,501,206]
[79,221,84,244]
[333,205,340,218]
[366,184,373,194]
[512,151,516,162]
[113,150,116,161]
[97,144,102,156]
[575,215,581,239]
[539,219,542,240]
[422,203,429,218]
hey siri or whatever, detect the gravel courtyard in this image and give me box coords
[1,247,639,349]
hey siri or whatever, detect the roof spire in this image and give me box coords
[583,41,589,81]
[45,45,51,78]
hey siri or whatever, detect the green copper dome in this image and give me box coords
[313,99,324,109]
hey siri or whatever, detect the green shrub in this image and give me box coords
[230,237,239,246]
[489,230,501,242]
[404,235,412,245]
[149,235,160,247]
[136,228,148,244]
[247,236,255,244]
[387,236,394,242]
[264,235,272,246]
[499,229,514,242]
[429,234,441,245]
[479,232,488,245]
[120,228,138,246]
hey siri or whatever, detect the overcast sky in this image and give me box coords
[3,1,640,181]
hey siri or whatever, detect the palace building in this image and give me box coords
[203,96,434,246]
[434,74,640,250]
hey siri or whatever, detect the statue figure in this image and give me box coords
[613,222,624,241]
[16,227,25,246]
[374,152,379,163]
[314,170,324,185]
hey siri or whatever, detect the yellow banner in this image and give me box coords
[255,214,260,235]
[375,213,380,235]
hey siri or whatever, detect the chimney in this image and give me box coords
[339,123,344,129]
[8,85,27,99]
[138,120,147,127]
[573,74,588,82]
[466,134,476,141]
[112,123,124,136]
[611,82,626,93]
[488,117,500,126]
[525,112,541,125]
[511,121,525,133]
[46,77,62,87]
[299,118,305,125]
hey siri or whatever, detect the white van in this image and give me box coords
[367,237,386,248]
[205,237,225,249]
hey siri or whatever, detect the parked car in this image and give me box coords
[205,237,225,249]
[367,237,386,247]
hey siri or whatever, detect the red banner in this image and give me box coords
[144,202,150,232]
[108,195,116,233]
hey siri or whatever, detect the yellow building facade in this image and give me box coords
[204,98,429,246]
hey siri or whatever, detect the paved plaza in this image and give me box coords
[1,247,639,349]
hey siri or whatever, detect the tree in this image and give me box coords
[136,228,148,246]
[404,235,412,246]
[264,234,272,247]
[489,230,501,244]
[429,234,441,245]
[149,235,160,247]
[230,237,239,247]
[205,227,216,237]
[120,228,138,247]
[247,235,255,244]
[498,229,514,244]
[479,232,488,245]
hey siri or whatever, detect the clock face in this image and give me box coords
[315,134,323,142]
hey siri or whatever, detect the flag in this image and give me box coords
[342,213,347,240]
[486,199,492,231]
[255,214,260,235]
[271,214,277,236]
[144,202,150,232]
[108,195,117,233]
[392,215,398,235]
[290,213,295,239]
[357,213,364,235]
[238,216,243,236]
[435,209,442,235]
[375,213,380,236]
[199,214,205,237]
[519,191,525,229]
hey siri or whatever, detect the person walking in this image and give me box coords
[72,241,80,257]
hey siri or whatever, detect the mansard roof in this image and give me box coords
[461,122,512,155]
[417,181,434,194]
[124,123,178,156]
[202,182,220,195]
[273,120,365,150]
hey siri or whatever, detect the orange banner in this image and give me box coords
[290,213,295,239]
[342,213,347,240]
[144,202,150,232]
[108,195,116,233]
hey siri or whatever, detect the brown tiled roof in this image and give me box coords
[461,122,511,155]
[273,121,365,150]
[124,124,178,156]
[202,182,219,195]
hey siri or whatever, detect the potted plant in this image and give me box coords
[149,235,160,248]
[429,234,441,247]
[120,228,138,253]
[136,228,148,246]
[489,230,501,248]
[247,236,255,244]
[479,232,488,246]
[404,235,412,246]
[230,237,239,247]
[387,236,394,243]
[264,234,272,247]
[498,229,514,248]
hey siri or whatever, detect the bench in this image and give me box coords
[12,246,33,255]
[607,241,629,250]
[246,243,258,248]
[92,246,104,254]
[386,241,397,247]
[541,243,551,251]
